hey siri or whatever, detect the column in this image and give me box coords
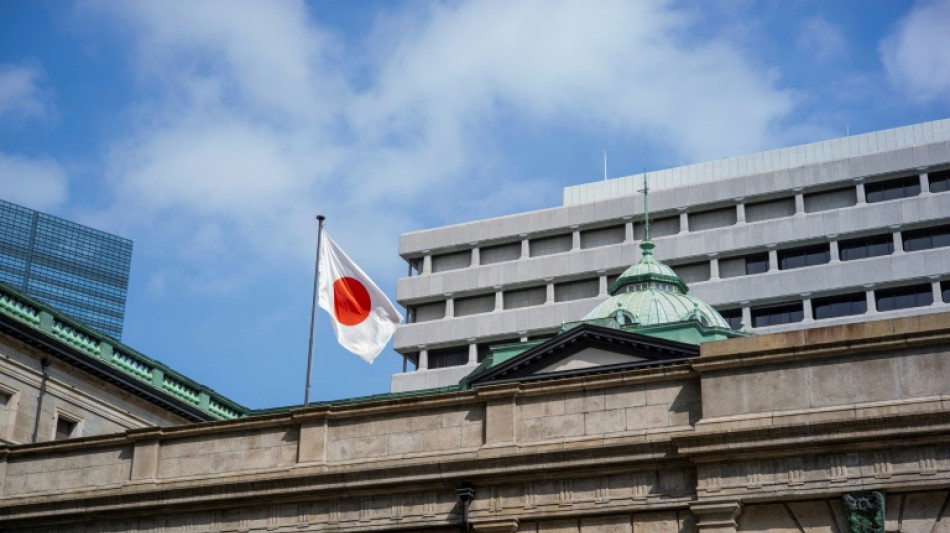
[571,225,580,250]
[678,208,689,234]
[740,303,752,330]
[444,294,454,318]
[494,286,503,311]
[468,340,478,365]
[854,178,867,204]
[864,285,877,315]
[422,252,432,274]
[708,254,720,280]
[828,235,840,262]
[931,278,941,305]
[623,216,634,241]
[470,244,480,266]
[597,271,608,296]
[545,279,555,304]
[418,347,429,370]
[891,225,904,253]
[767,245,779,271]
[920,170,931,195]
[520,234,529,258]
[801,293,813,322]
[793,187,805,215]
[734,198,746,224]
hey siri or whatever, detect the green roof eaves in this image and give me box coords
[0,282,249,420]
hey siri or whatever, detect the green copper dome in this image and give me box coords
[584,241,732,330]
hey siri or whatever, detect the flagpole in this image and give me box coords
[304,215,326,406]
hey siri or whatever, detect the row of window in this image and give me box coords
[417,280,950,370]
[415,169,950,275]
[718,281,950,329]
[408,223,950,321]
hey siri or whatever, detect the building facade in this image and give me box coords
[393,119,950,393]
[0,281,247,445]
[0,198,132,338]
[2,311,949,533]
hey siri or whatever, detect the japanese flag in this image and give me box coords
[318,233,403,363]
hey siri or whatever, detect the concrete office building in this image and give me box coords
[393,119,950,393]
[0,198,133,338]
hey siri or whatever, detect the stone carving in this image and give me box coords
[842,491,885,533]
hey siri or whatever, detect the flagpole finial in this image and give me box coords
[317,215,325,222]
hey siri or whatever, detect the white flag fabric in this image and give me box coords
[318,232,403,363]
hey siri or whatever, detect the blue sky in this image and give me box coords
[1,0,949,409]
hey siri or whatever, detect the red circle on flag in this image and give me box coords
[333,277,372,326]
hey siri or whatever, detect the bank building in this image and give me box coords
[1,119,949,532]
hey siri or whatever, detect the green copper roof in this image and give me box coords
[0,281,249,421]
[583,240,742,340]
[607,241,687,294]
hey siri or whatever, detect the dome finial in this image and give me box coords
[638,169,650,244]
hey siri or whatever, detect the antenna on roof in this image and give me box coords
[603,150,607,181]
[638,169,650,242]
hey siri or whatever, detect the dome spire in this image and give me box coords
[638,169,650,245]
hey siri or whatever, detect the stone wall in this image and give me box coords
[0,331,190,445]
[1,312,950,532]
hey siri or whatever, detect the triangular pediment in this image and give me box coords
[467,323,698,387]
[536,348,645,373]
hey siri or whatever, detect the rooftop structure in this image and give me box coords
[0,199,132,338]
[392,118,950,393]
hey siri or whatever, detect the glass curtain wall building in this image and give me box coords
[0,199,132,339]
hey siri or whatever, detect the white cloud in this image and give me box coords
[797,16,847,61]
[0,153,68,210]
[86,0,797,286]
[880,0,950,103]
[0,61,49,120]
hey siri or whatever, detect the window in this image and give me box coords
[431,250,471,273]
[529,234,572,257]
[718,308,743,330]
[839,234,894,261]
[673,262,710,283]
[634,216,679,239]
[54,415,79,440]
[481,242,521,265]
[554,279,599,302]
[930,169,950,193]
[875,284,933,312]
[866,175,920,203]
[745,197,795,223]
[803,187,856,213]
[778,244,830,270]
[942,281,950,304]
[812,293,867,320]
[902,225,950,252]
[504,286,546,310]
[428,347,469,369]
[751,302,804,328]
[580,225,625,249]
[745,253,770,274]
[411,301,445,323]
[454,294,495,317]
[688,207,736,232]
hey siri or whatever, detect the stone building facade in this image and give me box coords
[0,282,247,446]
[1,311,948,532]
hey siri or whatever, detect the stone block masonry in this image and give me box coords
[2,312,950,532]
